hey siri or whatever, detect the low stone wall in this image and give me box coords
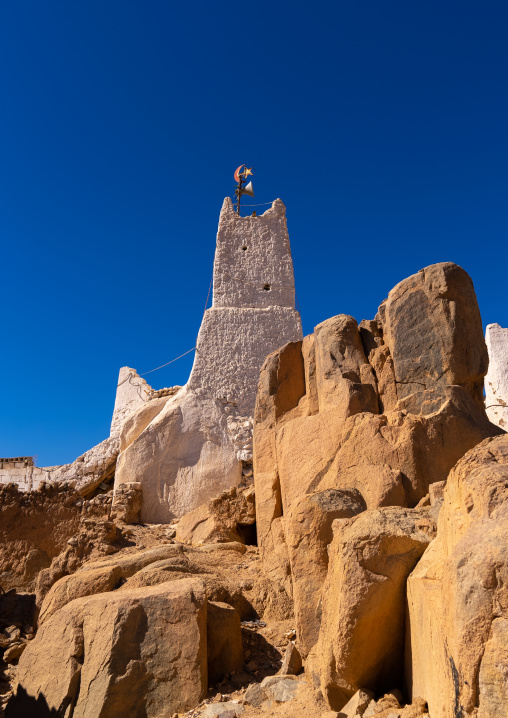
[0,483,82,592]
[0,465,57,492]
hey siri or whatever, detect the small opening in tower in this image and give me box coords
[242,246,247,251]
[263,283,271,291]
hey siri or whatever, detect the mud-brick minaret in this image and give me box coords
[114,198,302,522]
[188,197,302,415]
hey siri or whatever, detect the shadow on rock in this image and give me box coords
[5,686,60,718]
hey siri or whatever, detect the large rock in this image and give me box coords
[9,578,207,717]
[176,485,256,545]
[406,435,508,717]
[485,323,508,430]
[285,488,366,656]
[207,601,243,684]
[318,384,499,507]
[378,262,488,410]
[313,314,378,417]
[38,544,188,621]
[253,262,501,609]
[308,507,435,710]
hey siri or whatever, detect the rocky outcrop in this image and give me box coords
[406,434,508,717]
[176,485,256,545]
[35,539,263,625]
[308,507,435,710]
[9,578,208,717]
[378,262,488,411]
[285,488,366,657]
[207,601,243,684]
[114,387,246,523]
[254,262,502,656]
[485,323,508,430]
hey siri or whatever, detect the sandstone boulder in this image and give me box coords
[378,262,488,410]
[176,485,256,545]
[207,601,243,684]
[38,563,123,625]
[309,507,435,710]
[313,314,378,417]
[406,434,508,717]
[38,544,187,619]
[280,641,302,675]
[317,384,499,507]
[337,688,375,718]
[285,488,366,656]
[9,578,207,717]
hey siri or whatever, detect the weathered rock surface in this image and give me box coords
[285,488,366,656]
[118,394,170,453]
[35,538,269,639]
[50,436,119,497]
[309,507,435,710]
[378,262,488,410]
[115,386,245,523]
[485,323,508,430]
[406,434,508,717]
[176,485,256,545]
[279,641,302,675]
[337,688,375,718]
[254,263,501,647]
[207,601,243,684]
[35,515,125,606]
[9,578,208,717]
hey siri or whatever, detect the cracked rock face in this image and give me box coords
[307,507,435,710]
[485,323,508,430]
[406,434,508,717]
[9,578,208,717]
[253,261,503,676]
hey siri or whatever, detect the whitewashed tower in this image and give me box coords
[188,197,302,415]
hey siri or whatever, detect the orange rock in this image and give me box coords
[285,488,366,656]
[9,579,208,717]
[406,435,508,717]
[308,507,435,710]
[207,601,243,684]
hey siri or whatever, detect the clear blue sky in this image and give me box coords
[1,1,507,466]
